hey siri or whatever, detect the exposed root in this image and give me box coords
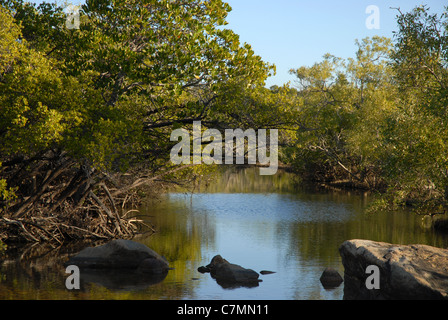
[0,150,196,245]
[0,201,150,244]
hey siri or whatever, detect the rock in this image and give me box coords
[197,266,210,273]
[203,255,261,286]
[65,239,169,273]
[319,267,343,289]
[339,239,448,300]
[136,258,169,274]
[260,270,276,275]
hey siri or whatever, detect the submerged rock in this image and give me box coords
[319,267,343,289]
[339,239,448,300]
[65,239,169,274]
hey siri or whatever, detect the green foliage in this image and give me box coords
[0,0,281,243]
[287,46,387,184]
[380,6,448,210]
[0,0,278,242]
[0,4,81,158]
[0,0,273,173]
[286,6,448,212]
[0,178,16,202]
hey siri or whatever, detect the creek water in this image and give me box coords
[1,166,447,300]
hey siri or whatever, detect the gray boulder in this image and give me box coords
[202,255,261,286]
[65,239,169,274]
[339,239,448,300]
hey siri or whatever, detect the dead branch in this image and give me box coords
[88,191,124,235]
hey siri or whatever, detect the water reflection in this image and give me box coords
[138,166,448,300]
[79,269,168,291]
[1,166,448,299]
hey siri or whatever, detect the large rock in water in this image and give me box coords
[339,239,448,300]
[65,239,169,274]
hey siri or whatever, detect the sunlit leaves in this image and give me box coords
[0,0,273,178]
[380,6,448,209]
[287,6,448,211]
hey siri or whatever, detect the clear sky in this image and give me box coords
[223,0,447,87]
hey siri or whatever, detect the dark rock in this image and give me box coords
[65,239,169,273]
[203,255,261,286]
[339,239,448,300]
[137,257,169,274]
[260,270,276,275]
[319,267,343,288]
[197,266,210,273]
[206,254,228,269]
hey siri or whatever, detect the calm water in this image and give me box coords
[1,167,447,300]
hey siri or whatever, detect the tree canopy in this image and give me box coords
[286,6,448,213]
[0,0,275,242]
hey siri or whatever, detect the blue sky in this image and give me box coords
[223,0,447,87]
